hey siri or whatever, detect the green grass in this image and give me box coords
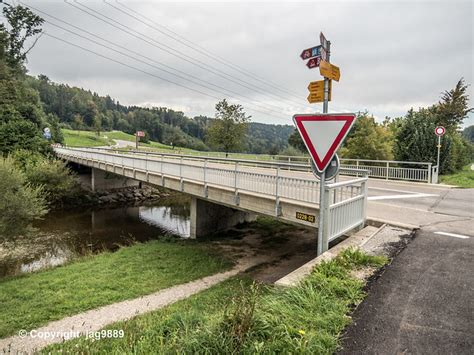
[62,129,112,147]
[44,248,387,354]
[440,163,474,188]
[0,239,231,338]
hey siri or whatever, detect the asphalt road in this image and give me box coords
[339,228,474,355]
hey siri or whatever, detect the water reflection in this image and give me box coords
[0,199,190,278]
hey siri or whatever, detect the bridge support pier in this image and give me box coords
[190,197,257,238]
[89,167,140,192]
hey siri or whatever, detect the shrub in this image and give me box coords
[24,157,77,207]
[0,156,47,241]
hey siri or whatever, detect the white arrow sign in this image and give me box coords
[293,114,356,172]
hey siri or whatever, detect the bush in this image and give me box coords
[24,157,78,207]
[0,156,47,241]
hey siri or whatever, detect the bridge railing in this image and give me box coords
[76,146,433,183]
[323,178,368,242]
[55,147,369,243]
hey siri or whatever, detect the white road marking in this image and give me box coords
[368,193,438,201]
[434,231,470,239]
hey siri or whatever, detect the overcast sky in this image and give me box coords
[14,0,474,126]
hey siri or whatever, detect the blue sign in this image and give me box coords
[311,46,322,57]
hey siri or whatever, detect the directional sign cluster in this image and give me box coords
[300,32,341,104]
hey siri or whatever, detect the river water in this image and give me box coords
[0,198,190,278]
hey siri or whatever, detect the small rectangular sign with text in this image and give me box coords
[296,212,316,223]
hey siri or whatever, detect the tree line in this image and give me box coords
[288,79,473,173]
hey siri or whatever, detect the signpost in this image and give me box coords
[135,130,145,149]
[293,113,356,255]
[297,32,351,255]
[43,127,51,140]
[435,126,445,175]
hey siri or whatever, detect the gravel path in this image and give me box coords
[0,263,251,353]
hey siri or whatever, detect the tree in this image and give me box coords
[207,99,250,155]
[0,156,47,241]
[1,4,44,71]
[340,115,394,160]
[437,78,473,130]
[288,129,306,152]
[462,125,474,143]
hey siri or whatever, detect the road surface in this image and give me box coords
[339,227,474,354]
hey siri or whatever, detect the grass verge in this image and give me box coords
[440,163,474,188]
[44,248,387,354]
[62,129,112,147]
[0,239,231,338]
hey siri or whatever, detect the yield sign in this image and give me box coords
[293,114,356,172]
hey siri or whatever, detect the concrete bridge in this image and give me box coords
[55,147,369,253]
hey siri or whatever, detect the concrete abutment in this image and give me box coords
[190,197,257,238]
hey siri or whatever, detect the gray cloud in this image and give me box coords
[18,0,473,126]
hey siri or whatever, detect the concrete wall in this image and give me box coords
[86,168,140,191]
[190,197,257,238]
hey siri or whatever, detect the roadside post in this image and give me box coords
[435,126,445,176]
[135,130,145,149]
[296,32,355,255]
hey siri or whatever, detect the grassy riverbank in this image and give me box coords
[440,163,474,188]
[0,239,231,338]
[44,249,387,354]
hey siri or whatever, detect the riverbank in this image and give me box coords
[41,249,387,354]
[0,239,231,338]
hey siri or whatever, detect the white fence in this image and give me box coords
[88,146,434,183]
[55,147,368,246]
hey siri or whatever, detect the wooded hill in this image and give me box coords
[28,75,294,154]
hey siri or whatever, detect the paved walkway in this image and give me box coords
[339,228,474,354]
[0,264,250,353]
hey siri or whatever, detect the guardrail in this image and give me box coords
[55,147,369,246]
[77,146,434,183]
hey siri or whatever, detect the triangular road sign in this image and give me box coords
[293,114,356,172]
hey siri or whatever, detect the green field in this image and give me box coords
[62,129,112,147]
[440,163,474,188]
[44,249,387,354]
[0,239,231,338]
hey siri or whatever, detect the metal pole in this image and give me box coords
[436,135,441,176]
[317,170,326,255]
[318,40,330,256]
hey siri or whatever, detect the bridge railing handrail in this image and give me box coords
[66,145,433,182]
[64,146,371,177]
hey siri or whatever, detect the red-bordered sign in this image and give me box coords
[435,126,445,136]
[293,114,356,172]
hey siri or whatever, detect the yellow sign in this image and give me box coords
[307,80,325,92]
[296,212,316,223]
[319,60,340,82]
[307,80,332,103]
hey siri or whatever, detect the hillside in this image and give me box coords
[28,75,293,154]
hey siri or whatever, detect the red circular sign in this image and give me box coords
[435,126,445,136]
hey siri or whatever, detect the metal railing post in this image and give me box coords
[234,162,239,189]
[428,163,432,183]
[275,166,281,216]
[362,175,368,223]
[386,161,389,180]
[322,184,331,253]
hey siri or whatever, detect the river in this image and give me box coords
[0,197,190,278]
